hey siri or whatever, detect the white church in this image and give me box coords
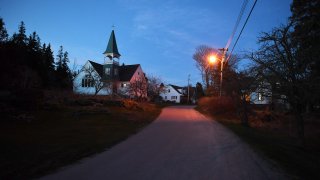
[73,30,147,99]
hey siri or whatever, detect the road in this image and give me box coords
[41,106,286,180]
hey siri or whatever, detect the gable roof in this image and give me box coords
[87,60,140,82]
[119,64,140,81]
[88,60,103,77]
[169,84,183,94]
[103,30,121,59]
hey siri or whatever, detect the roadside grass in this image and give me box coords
[0,103,162,179]
[196,107,320,179]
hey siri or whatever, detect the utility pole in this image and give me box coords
[218,48,228,97]
[187,74,190,104]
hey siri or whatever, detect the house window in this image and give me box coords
[171,96,177,100]
[168,89,170,93]
[121,83,127,88]
[82,75,94,88]
[114,68,118,76]
[105,67,110,75]
[165,96,167,100]
[258,93,263,101]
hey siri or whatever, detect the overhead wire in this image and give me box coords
[226,0,258,62]
[225,0,249,50]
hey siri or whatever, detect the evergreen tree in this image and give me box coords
[55,46,72,88]
[0,17,8,43]
[27,31,41,52]
[290,0,320,109]
[195,82,205,98]
[12,21,27,46]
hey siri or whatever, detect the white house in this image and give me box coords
[160,84,183,103]
[250,81,272,105]
[73,30,147,98]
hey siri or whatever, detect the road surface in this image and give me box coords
[41,106,286,180]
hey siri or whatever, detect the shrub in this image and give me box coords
[198,96,236,115]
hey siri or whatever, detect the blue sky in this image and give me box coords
[0,0,292,86]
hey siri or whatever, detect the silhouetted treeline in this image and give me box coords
[0,18,72,90]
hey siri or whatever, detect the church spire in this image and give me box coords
[103,30,121,60]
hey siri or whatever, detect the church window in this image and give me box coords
[105,68,110,75]
[82,75,94,88]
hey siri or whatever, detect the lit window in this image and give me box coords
[258,93,263,101]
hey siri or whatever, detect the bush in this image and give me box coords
[123,99,142,110]
[197,96,236,115]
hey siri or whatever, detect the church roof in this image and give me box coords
[119,64,140,81]
[103,30,121,59]
[88,60,103,76]
[88,61,140,82]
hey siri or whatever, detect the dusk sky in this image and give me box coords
[0,0,292,86]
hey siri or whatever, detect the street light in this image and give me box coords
[208,55,217,64]
[218,48,228,97]
[207,49,227,97]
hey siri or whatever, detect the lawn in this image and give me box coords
[0,103,162,179]
[218,121,320,179]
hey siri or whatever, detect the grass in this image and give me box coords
[196,107,320,179]
[0,103,162,179]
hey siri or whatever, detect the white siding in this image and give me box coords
[159,85,182,103]
[73,61,111,95]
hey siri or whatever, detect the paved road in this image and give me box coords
[41,106,286,180]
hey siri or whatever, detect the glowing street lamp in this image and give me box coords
[208,55,217,64]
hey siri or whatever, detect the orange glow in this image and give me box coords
[208,55,217,64]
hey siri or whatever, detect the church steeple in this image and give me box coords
[103,30,121,60]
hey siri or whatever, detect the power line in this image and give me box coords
[225,0,249,50]
[226,0,258,62]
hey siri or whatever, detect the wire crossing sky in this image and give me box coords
[0,0,292,86]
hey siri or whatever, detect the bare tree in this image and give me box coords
[248,22,310,146]
[81,66,113,95]
[147,74,165,101]
[128,76,148,101]
[192,45,217,91]
[193,45,239,96]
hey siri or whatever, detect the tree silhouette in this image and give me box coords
[0,18,8,43]
[55,46,72,88]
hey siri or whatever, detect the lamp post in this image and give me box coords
[218,48,228,97]
[208,48,227,97]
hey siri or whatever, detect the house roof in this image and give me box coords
[119,64,140,81]
[87,60,140,82]
[170,84,183,94]
[88,60,103,76]
[103,30,121,59]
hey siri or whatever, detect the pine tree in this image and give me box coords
[55,46,72,88]
[27,31,41,52]
[12,21,27,46]
[0,17,8,43]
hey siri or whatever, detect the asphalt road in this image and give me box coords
[41,106,286,180]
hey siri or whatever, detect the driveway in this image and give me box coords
[41,106,286,180]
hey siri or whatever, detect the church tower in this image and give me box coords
[103,30,121,81]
